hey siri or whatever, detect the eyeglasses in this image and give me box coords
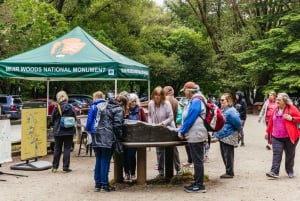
[276,98,282,101]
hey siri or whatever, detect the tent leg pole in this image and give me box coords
[115,79,118,97]
[148,80,150,102]
[47,79,49,115]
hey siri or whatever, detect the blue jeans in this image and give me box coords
[123,148,137,175]
[93,147,113,186]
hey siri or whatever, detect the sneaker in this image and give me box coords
[184,183,206,193]
[102,185,116,192]
[131,174,137,180]
[241,143,245,147]
[288,173,294,179]
[95,184,102,192]
[51,168,57,173]
[266,145,271,150]
[220,174,234,179]
[266,172,279,178]
[124,174,131,182]
[63,168,72,173]
[176,170,183,175]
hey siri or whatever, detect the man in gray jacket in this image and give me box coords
[178,81,208,193]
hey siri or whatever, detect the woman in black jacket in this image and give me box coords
[51,90,76,173]
[234,91,247,146]
[90,94,124,192]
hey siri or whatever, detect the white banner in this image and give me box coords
[0,120,12,164]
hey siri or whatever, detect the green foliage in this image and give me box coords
[236,9,300,94]
[2,0,69,57]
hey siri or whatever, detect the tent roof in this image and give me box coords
[0,26,149,81]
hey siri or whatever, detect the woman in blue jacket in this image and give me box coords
[215,93,242,179]
[86,91,124,192]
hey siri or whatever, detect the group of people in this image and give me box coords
[49,82,300,194]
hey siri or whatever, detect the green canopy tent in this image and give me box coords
[0,26,150,108]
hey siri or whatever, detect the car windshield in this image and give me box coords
[13,98,22,104]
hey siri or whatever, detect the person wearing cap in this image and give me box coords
[148,86,175,177]
[178,81,207,193]
[163,86,182,175]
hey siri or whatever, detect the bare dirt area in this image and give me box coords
[1,114,300,201]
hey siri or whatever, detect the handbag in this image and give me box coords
[57,104,76,128]
[113,137,123,154]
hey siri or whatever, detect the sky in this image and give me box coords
[153,0,164,7]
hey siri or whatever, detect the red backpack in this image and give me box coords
[193,96,225,132]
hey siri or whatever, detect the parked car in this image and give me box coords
[0,94,23,119]
[27,98,81,115]
[68,94,93,108]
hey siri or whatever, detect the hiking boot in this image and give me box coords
[220,174,234,179]
[266,172,278,178]
[184,183,206,193]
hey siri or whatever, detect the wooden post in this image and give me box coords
[113,153,123,183]
[136,147,147,184]
[165,146,174,179]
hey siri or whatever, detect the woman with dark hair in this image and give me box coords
[148,86,175,177]
[123,93,147,182]
[215,93,242,179]
[258,91,277,150]
[234,91,247,146]
[265,93,300,179]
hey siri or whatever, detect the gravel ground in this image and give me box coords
[1,114,300,201]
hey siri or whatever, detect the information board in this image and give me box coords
[0,119,12,163]
[21,103,47,160]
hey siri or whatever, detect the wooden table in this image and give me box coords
[114,141,187,185]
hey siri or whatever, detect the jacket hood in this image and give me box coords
[236,91,244,99]
[92,99,106,105]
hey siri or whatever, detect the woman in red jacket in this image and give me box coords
[265,93,300,179]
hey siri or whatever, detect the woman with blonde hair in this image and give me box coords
[148,86,175,177]
[86,90,124,192]
[51,90,76,173]
[265,92,300,179]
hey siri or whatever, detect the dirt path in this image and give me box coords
[1,114,300,201]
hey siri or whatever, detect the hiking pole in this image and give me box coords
[0,171,28,177]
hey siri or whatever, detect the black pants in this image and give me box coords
[189,142,204,186]
[220,141,234,176]
[271,137,298,175]
[185,145,193,163]
[52,135,73,170]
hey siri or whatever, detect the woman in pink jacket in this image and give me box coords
[265,93,300,179]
